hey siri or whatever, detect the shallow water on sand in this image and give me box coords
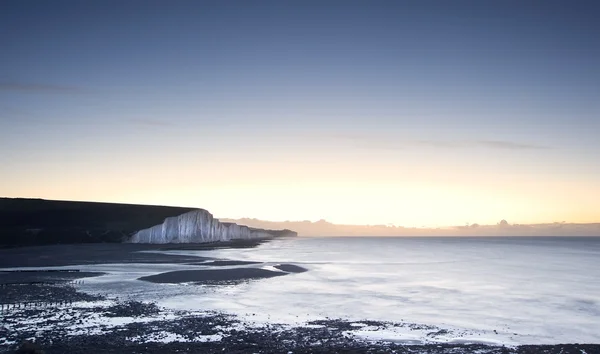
[138,236,600,345]
[30,237,593,345]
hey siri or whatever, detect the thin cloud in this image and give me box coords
[475,140,549,150]
[0,81,82,93]
[410,139,548,150]
[336,135,549,151]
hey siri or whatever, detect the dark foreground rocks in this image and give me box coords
[2,283,599,354]
[7,327,600,354]
[102,301,161,318]
[14,341,44,354]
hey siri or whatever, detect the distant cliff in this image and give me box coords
[0,198,296,247]
[130,209,296,244]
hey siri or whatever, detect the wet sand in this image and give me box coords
[0,270,105,286]
[138,268,287,284]
[0,240,265,268]
[273,264,308,273]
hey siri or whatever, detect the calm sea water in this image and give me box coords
[82,237,600,345]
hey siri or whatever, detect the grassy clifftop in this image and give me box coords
[0,198,195,247]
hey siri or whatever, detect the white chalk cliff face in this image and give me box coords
[129,209,296,244]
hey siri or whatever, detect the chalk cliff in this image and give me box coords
[129,209,297,244]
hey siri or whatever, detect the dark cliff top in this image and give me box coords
[0,197,196,247]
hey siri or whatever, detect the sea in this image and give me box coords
[76,236,600,345]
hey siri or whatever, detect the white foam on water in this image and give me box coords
[128,332,223,343]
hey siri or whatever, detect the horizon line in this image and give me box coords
[3,196,599,229]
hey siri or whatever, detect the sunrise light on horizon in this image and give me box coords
[1,1,599,227]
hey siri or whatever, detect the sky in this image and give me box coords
[1,0,599,227]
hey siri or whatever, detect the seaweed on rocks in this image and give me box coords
[3,310,600,354]
[0,283,103,305]
[102,301,160,318]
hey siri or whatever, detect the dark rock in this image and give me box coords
[15,340,44,354]
[138,268,287,284]
[273,264,308,273]
[102,301,160,318]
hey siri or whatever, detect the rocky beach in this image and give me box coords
[1,242,599,354]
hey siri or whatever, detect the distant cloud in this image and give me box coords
[127,118,175,127]
[475,140,548,150]
[0,81,82,93]
[221,217,600,236]
[336,135,549,151]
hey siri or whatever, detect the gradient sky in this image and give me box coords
[1,1,599,227]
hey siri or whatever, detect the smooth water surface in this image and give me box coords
[83,237,600,344]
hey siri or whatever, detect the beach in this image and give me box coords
[1,240,599,353]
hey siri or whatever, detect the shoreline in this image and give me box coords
[2,285,598,353]
[1,242,599,353]
[0,239,267,268]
